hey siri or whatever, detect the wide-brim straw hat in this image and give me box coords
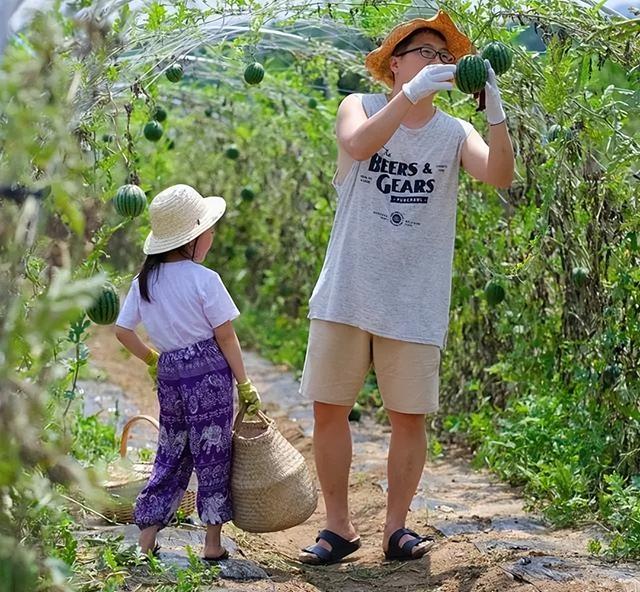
[365,10,473,88]
[143,184,226,255]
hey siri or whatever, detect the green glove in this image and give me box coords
[144,349,159,382]
[237,379,262,415]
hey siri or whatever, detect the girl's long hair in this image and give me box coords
[138,239,198,302]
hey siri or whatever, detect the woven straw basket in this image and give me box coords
[231,404,317,533]
[101,414,197,524]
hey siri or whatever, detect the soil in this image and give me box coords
[84,326,640,592]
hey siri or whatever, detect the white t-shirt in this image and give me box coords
[116,260,240,352]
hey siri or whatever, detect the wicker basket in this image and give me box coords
[231,403,317,533]
[101,414,197,524]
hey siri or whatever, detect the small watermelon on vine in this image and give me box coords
[484,280,506,307]
[165,63,183,83]
[348,402,363,422]
[244,62,265,85]
[245,245,258,260]
[86,283,120,325]
[481,42,513,75]
[152,106,167,122]
[602,364,622,388]
[114,184,146,218]
[571,266,589,286]
[143,121,163,142]
[225,145,240,160]
[241,187,255,202]
[547,124,574,143]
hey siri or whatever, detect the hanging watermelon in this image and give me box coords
[571,266,589,286]
[225,145,240,160]
[243,62,265,85]
[86,284,120,325]
[481,42,513,75]
[484,280,505,307]
[241,187,255,202]
[114,184,146,218]
[143,121,163,142]
[165,63,183,83]
[152,106,167,122]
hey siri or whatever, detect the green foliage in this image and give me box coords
[68,535,220,590]
[235,307,309,371]
[71,413,119,465]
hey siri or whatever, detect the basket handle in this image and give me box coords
[233,401,272,433]
[119,414,160,458]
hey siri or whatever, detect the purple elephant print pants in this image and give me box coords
[134,337,234,529]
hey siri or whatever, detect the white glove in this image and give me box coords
[484,59,506,125]
[402,64,456,104]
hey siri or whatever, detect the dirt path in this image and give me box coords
[85,326,640,592]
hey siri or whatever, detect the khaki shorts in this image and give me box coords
[300,319,441,415]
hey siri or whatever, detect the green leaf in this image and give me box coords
[578,54,593,90]
[146,2,167,31]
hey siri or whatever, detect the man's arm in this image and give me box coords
[336,64,457,162]
[336,92,412,162]
[460,60,514,190]
[460,122,514,189]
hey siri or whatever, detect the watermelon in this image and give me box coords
[165,63,183,83]
[571,266,589,286]
[114,184,146,218]
[143,121,163,142]
[307,98,318,109]
[481,42,513,76]
[244,245,258,260]
[547,124,573,143]
[603,364,621,387]
[455,55,488,94]
[86,283,120,325]
[225,145,240,160]
[152,106,167,122]
[348,402,362,422]
[484,280,505,307]
[241,187,255,202]
[244,62,265,85]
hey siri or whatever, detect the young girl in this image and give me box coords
[114,184,260,561]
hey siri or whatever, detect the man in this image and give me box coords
[299,10,514,564]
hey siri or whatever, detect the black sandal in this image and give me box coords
[300,529,361,565]
[202,549,229,563]
[141,543,160,560]
[384,528,435,561]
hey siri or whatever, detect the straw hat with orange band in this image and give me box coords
[365,10,474,88]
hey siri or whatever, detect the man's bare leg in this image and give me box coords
[383,409,431,557]
[299,401,359,560]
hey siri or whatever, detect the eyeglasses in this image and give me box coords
[394,45,455,65]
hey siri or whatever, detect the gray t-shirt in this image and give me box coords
[308,93,473,348]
